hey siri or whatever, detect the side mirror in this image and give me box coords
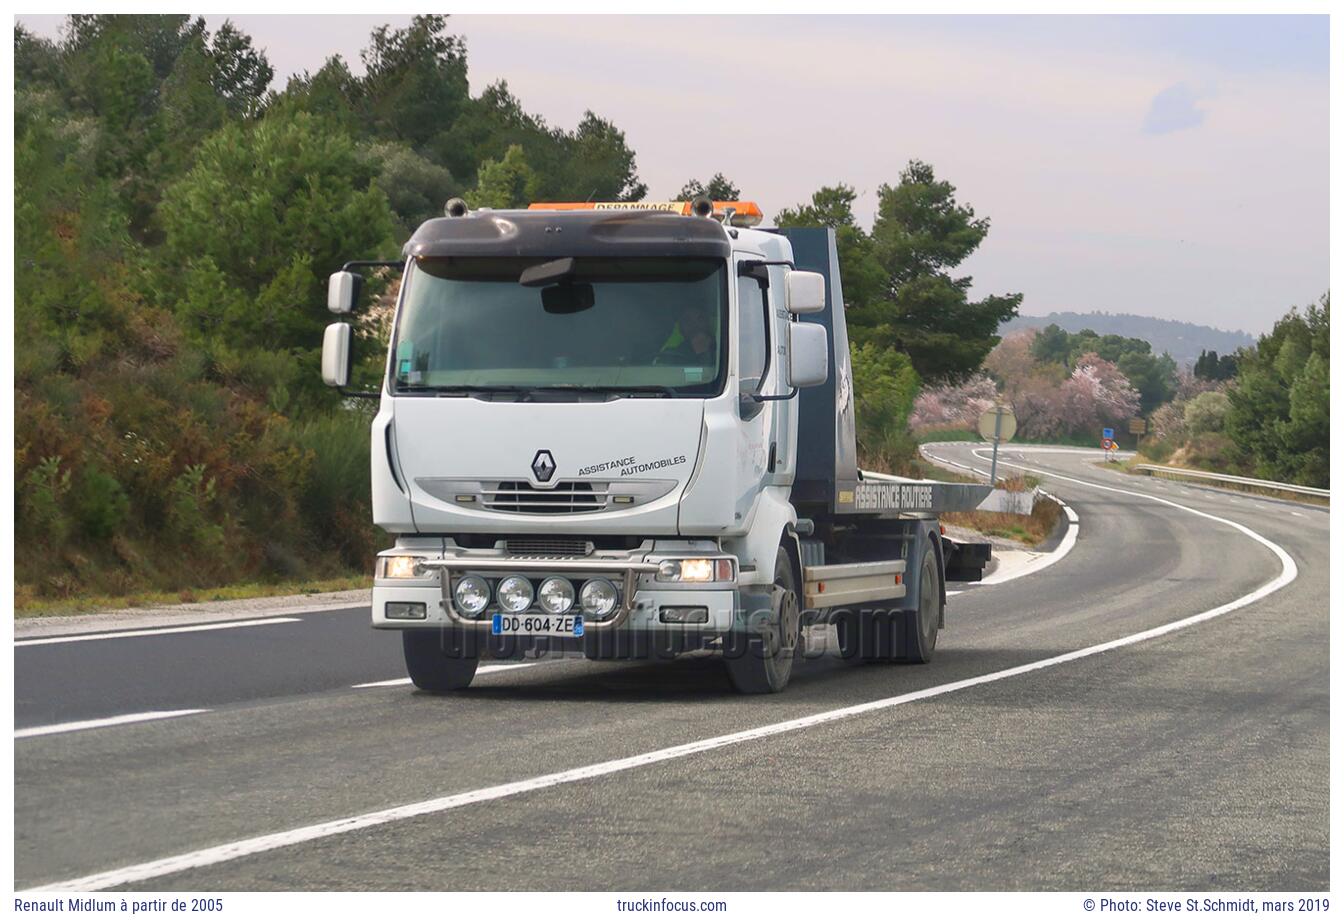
[321,322,352,388]
[786,270,826,314]
[787,323,829,388]
[327,271,360,314]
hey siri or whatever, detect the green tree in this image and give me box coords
[1194,349,1237,381]
[1116,351,1177,414]
[160,111,396,351]
[555,112,647,202]
[267,56,362,132]
[679,173,740,200]
[776,184,888,316]
[1225,295,1329,486]
[358,15,470,163]
[850,342,922,472]
[469,144,540,209]
[205,20,274,116]
[856,160,1022,380]
[361,141,456,231]
[1030,323,1073,365]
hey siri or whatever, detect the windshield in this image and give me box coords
[390,257,728,396]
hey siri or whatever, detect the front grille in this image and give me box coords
[503,538,593,557]
[483,481,607,514]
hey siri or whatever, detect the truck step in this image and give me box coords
[802,560,906,609]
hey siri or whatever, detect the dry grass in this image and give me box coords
[943,494,1063,547]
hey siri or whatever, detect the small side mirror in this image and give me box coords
[327,271,360,314]
[786,270,826,314]
[787,323,829,388]
[322,322,352,388]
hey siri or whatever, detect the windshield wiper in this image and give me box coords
[394,383,535,398]
[520,384,677,399]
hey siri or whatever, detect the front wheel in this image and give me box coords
[724,547,801,694]
[402,630,479,692]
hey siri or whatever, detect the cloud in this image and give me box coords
[1142,83,1208,135]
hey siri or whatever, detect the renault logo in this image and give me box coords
[531,450,557,483]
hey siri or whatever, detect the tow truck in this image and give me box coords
[321,197,991,693]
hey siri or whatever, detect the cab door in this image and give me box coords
[733,256,774,525]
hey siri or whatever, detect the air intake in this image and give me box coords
[484,481,606,514]
[504,538,593,557]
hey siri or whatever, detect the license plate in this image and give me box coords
[491,613,584,637]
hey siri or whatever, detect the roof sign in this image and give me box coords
[527,200,764,227]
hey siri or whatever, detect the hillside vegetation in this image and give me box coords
[15,15,1023,605]
[1001,311,1254,369]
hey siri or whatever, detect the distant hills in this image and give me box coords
[1000,311,1256,368]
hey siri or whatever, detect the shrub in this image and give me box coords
[1183,390,1230,435]
[21,456,73,546]
[166,464,224,553]
[73,466,130,540]
[851,342,921,472]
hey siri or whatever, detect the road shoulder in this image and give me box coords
[13,589,370,641]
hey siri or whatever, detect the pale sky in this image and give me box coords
[19,14,1329,335]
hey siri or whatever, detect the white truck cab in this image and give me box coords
[322,198,990,693]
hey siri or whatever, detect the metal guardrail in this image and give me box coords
[1133,464,1329,499]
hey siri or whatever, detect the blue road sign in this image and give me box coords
[1102,427,1115,440]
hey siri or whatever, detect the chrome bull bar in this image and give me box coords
[416,557,661,631]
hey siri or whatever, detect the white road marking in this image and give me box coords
[15,617,303,647]
[978,490,1078,586]
[920,448,1080,587]
[352,662,537,688]
[25,452,1297,892]
[16,710,209,740]
[1291,511,1305,517]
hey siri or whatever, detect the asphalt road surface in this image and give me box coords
[13,445,1328,891]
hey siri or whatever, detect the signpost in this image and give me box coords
[1128,416,1147,452]
[978,405,1017,485]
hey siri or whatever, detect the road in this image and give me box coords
[13,445,1328,891]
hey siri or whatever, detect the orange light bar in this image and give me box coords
[527,200,763,228]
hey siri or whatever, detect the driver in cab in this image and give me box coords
[656,302,717,367]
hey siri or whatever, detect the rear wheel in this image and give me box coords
[402,630,479,692]
[894,547,941,663]
[725,548,801,694]
[834,545,941,663]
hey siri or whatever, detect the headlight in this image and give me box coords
[496,575,534,613]
[655,558,735,583]
[580,578,619,618]
[453,575,490,617]
[537,577,575,614]
[382,555,423,579]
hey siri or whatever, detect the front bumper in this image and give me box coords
[372,582,738,633]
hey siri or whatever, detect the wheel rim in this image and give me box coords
[919,556,937,642]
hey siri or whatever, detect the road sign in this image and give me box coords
[1129,417,1147,435]
[978,406,1017,443]
[1102,427,1115,440]
[978,405,1016,485]
[1102,438,1115,451]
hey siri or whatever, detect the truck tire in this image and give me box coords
[402,630,479,692]
[895,547,941,664]
[834,546,941,663]
[725,548,800,694]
